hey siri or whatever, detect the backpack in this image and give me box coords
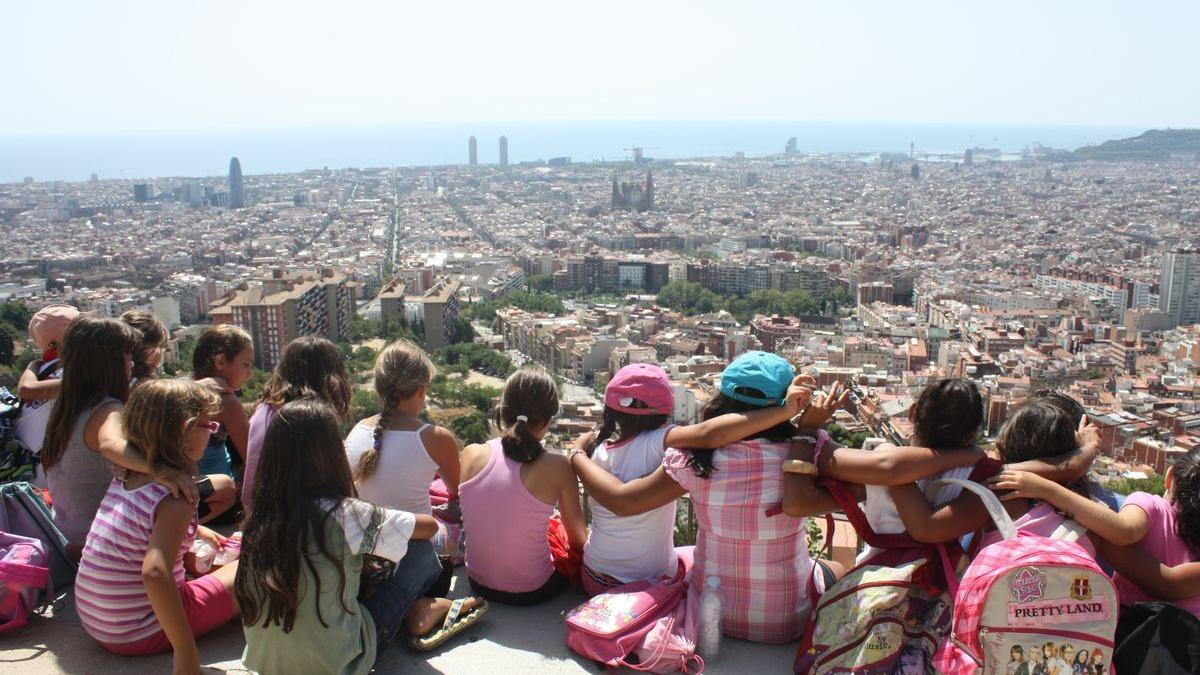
[0,530,52,632]
[0,388,35,484]
[0,482,75,589]
[795,462,1002,674]
[565,549,702,673]
[932,478,1119,675]
[1113,602,1200,675]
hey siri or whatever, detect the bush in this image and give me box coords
[449,410,490,445]
[1105,473,1166,497]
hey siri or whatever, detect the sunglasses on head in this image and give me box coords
[195,420,221,434]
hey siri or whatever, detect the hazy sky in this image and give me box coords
[5,0,1198,135]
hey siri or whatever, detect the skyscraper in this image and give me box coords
[785,137,798,155]
[468,136,478,166]
[1160,249,1200,327]
[228,157,245,208]
[499,136,509,167]
[911,162,921,180]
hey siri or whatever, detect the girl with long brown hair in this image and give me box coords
[237,399,486,672]
[41,315,196,552]
[241,336,352,510]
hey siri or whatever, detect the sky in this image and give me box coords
[3,0,1198,136]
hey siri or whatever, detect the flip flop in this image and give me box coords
[407,597,489,652]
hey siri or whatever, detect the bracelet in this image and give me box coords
[567,448,587,462]
[782,460,819,475]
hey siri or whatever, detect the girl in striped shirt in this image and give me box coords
[75,379,239,672]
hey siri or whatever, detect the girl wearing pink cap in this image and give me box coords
[574,362,816,596]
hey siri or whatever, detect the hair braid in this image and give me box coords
[355,391,398,482]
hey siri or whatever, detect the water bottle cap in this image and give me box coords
[706,576,721,589]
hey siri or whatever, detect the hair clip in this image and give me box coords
[516,415,529,423]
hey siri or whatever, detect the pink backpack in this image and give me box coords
[932,478,1118,674]
[0,530,52,633]
[565,549,703,673]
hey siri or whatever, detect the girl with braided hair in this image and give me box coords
[344,340,461,596]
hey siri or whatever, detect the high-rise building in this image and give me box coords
[911,163,921,180]
[499,135,508,167]
[228,157,245,208]
[1160,249,1200,327]
[785,137,798,155]
[133,183,154,202]
[468,136,478,166]
[963,148,974,165]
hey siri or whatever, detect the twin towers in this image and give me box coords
[468,136,508,168]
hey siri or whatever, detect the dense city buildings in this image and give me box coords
[3,144,1200,485]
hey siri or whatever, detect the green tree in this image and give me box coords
[0,324,15,366]
[449,410,491,445]
[1105,473,1166,497]
[828,422,868,449]
[0,301,32,336]
[237,368,272,405]
[526,274,555,292]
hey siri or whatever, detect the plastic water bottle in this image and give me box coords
[189,540,215,574]
[212,532,242,567]
[698,575,723,659]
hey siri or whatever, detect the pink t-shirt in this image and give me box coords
[1116,492,1200,616]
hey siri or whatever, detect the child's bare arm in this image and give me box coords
[990,471,1148,545]
[17,361,60,400]
[821,445,984,486]
[218,391,250,461]
[555,457,589,551]
[782,438,840,518]
[889,485,991,543]
[1095,538,1200,601]
[570,453,685,517]
[424,426,461,497]
[144,498,201,674]
[664,375,813,449]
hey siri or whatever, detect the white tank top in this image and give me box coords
[584,425,678,583]
[344,421,438,515]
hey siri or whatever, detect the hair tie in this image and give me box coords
[516,415,529,423]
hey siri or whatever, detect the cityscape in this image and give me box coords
[3,130,1200,484]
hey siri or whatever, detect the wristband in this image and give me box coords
[782,460,818,475]
[568,448,587,462]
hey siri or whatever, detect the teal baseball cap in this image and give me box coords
[719,351,795,407]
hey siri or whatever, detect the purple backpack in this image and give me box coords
[0,531,52,632]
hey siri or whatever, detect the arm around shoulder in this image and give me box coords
[425,426,462,496]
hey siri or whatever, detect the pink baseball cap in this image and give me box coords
[604,363,675,416]
[28,304,81,352]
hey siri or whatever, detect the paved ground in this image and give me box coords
[2,569,797,674]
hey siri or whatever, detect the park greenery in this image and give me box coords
[461,291,566,322]
[655,280,851,323]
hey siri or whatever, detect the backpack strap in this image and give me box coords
[817,478,923,549]
[1048,518,1086,543]
[930,477,1018,542]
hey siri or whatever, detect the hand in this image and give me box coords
[988,470,1056,501]
[795,380,849,431]
[156,468,200,505]
[173,648,202,675]
[196,526,227,553]
[572,431,594,453]
[961,447,987,467]
[1076,416,1100,454]
[784,374,816,417]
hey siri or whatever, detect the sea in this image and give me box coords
[0,121,1147,184]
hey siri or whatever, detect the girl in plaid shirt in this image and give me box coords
[571,352,831,643]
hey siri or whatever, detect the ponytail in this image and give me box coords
[501,414,545,463]
[354,396,395,482]
[495,366,559,464]
[587,408,618,455]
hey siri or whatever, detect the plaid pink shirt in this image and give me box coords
[663,440,818,644]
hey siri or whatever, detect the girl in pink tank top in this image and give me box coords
[458,366,587,605]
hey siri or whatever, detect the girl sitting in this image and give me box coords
[191,325,254,523]
[242,336,352,510]
[74,379,238,670]
[570,352,826,644]
[238,399,486,674]
[345,339,459,520]
[41,316,196,554]
[889,398,1102,553]
[575,361,820,595]
[992,445,1200,617]
[458,365,587,605]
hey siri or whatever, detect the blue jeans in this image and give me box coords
[362,539,442,652]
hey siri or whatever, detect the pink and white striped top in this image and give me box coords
[75,479,196,644]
